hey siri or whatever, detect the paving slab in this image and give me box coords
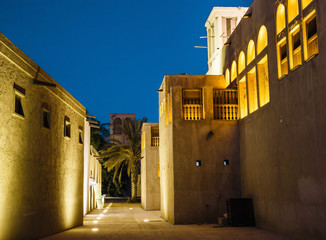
[41,202,296,240]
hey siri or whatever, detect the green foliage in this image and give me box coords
[90,122,110,151]
[100,117,146,201]
[101,165,130,197]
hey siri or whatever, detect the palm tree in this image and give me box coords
[100,118,145,202]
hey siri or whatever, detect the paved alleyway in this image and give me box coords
[42,202,295,240]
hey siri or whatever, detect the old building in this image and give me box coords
[158,75,241,224]
[222,0,326,239]
[110,113,136,145]
[152,0,326,239]
[0,33,86,239]
[141,123,160,210]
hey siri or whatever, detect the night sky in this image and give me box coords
[0,0,252,123]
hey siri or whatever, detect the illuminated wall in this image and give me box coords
[0,33,86,239]
[141,123,160,210]
[158,75,241,224]
[223,0,326,239]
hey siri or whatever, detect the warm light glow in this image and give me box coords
[288,0,299,23]
[303,10,318,60]
[103,210,108,213]
[257,55,270,107]
[225,68,230,85]
[239,77,248,118]
[302,0,312,10]
[247,67,258,113]
[276,4,286,34]
[247,40,255,64]
[277,38,288,78]
[288,25,302,69]
[129,208,133,210]
[231,61,237,82]
[97,217,101,220]
[99,214,104,216]
[257,25,268,54]
[93,220,98,224]
[238,51,246,74]
[92,228,99,232]
[144,219,149,222]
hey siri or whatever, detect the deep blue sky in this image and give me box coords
[0,0,252,123]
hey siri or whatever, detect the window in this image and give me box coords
[247,40,255,64]
[79,126,83,144]
[257,26,268,54]
[257,56,270,107]
[13,83,25,118]
[276,4,286,35]
[183,89,202,120]
[288,0,299,23]
[239,77,248,118]
[231,61,237,82]
[43,110,50,129]
[113,118,122,134]
[238,51,246,74]
[303,11,318,60]
[301,0,312,10]
[151,127,159,146]
[247,67,258,113]
[225,68,230,86]
[277,38,288,78]
[64,116,71,138]
[289,25,302,69]
[257,26,270,107]
[226,18,232,38]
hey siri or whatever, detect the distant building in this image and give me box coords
[0,33,87,239]
[110,113,136,144]
[109,113,140,197]
[141,123,160,210]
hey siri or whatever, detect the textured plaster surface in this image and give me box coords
[0,33,86,240]
[159,75,240,224]
[223,0,326,239]
[141,123,160,210]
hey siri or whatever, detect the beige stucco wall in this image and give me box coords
[0,33,86,239]
[159,75,241,224]
[141,123,160,210]
[223,0,326,239]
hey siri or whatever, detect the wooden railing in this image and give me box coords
[213,90,238,120]
[183,104,202,120]
[151,137,159,146]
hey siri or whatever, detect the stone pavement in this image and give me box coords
[42,202,295,240]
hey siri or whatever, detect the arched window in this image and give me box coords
[238,51,246,74]
[288,0,299,23]
[231,61,237,82]
[303,9,318,60]
[301,0,312,10]
[257,25,270,107]
[247,40,255,64]
[276,4,288,78]
[257,25,268,54]
[276,4,286,35]
[113,118,122,134]
[225,68,230,86]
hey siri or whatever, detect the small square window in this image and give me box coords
[15,94,24,117]
[79,126,83,144]
[224,160,230,166]
[196,160,201,167]
[13,83,25,118]
[43,110,50,129]
[64,116,71,138]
